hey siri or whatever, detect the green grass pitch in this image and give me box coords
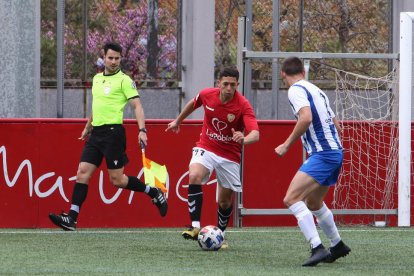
[1,227,413,275]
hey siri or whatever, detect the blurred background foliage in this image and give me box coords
[41,0,392,89]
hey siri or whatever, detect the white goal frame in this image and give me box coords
[235,14,411,227]
[398,12,413,227]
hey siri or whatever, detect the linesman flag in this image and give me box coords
[141,144,168,193]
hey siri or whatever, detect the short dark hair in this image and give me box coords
[219,67,239,81]
[281,57,304,76]
[104,42,123,55]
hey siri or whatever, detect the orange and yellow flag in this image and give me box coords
[142,152,168,193]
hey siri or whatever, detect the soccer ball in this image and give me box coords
[197,225,224,251]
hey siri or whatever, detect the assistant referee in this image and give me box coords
[49,42,168,231]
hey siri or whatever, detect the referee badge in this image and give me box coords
[104,86,111,95]
[131,81,137,90]
[227,113,235,122]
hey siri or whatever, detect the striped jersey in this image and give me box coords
[288,79,342,155]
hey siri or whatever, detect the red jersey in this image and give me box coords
[193,87,259,163]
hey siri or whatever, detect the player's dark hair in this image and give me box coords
[219,67,239,81]
[104,42,123,55]
[281,57,304,76]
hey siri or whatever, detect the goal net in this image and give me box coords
[235,12,412,227]
[330,12,414,227]
[332,67,399,224]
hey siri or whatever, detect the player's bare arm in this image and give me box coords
[79,114,93,140]
[129,97,148,146]
[333,117,342,135]
[244,129,259,144]
[275,106,312,157]
[165,99,196,133]
[232,128,259,144]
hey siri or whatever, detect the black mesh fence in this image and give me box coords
[214,0,244,79]
[41,0,392,89]
[215,0,392,89]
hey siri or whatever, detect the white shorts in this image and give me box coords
[189,147,242,192]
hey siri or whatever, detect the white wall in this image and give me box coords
[0,0,40,118]
[181,0,215,119]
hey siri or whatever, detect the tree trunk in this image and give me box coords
[338,0,351,70]
[118,0,139,11]
[147,0,159,80]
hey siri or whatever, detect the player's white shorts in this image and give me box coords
[189,147,242,192]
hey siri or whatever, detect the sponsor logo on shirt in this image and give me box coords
[212,118,227,133]
[206,118,233,142]
[206,105,214,111]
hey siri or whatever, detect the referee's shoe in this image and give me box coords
[302,244,330,266]
[49,213,76,231]
[152,188,168,217]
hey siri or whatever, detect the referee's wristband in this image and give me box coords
[139,128,147,133]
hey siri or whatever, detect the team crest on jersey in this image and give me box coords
[227,113,235,122]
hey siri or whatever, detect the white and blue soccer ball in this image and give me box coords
[197,225,224,251]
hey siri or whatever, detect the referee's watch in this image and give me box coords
[139,128,147,133]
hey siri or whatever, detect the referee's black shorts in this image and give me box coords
[80,124,129,169]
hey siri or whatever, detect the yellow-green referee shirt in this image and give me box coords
[91,70,139,126]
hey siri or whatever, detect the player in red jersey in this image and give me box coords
[166,67,259,248]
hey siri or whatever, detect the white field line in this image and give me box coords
[0,228,412,235]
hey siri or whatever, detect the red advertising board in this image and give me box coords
[0,119,412,228]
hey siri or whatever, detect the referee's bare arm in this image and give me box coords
[79,114,93,140]
[129,97,147,146]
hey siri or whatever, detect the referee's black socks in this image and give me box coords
[69,183,88,221]
[126,176,158,198]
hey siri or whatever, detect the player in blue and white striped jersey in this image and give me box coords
[275,57,351,267]
[288,80,342,155]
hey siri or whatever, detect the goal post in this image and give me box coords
[235,15,411,227]
[398,12,414,227]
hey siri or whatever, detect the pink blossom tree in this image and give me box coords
[41,0,178,86]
